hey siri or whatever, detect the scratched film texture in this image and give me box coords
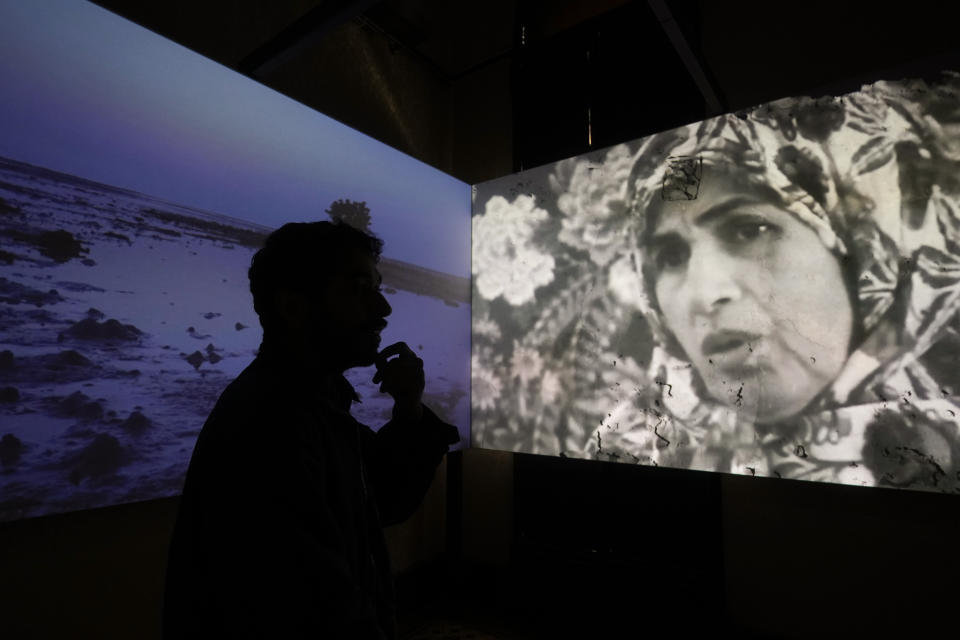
[471,73,960,492]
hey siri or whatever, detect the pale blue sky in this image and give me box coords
[0,0,469,277]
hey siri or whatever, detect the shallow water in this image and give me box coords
[0,157,469,521]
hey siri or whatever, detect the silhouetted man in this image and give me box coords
[162,221,459,639]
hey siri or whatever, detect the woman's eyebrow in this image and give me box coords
[692,197,759,227]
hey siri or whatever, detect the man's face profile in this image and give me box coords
[320,249,392,370]
[279,248,392,372]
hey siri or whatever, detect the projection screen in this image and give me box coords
[472,74,960,493]
[0,0,470,521]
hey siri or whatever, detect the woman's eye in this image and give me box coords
[720,217,780,244]
[653,240,689,269]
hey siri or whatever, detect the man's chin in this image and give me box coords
[327,332,382,370]
[353,354,378,369]
[344,346,380,370]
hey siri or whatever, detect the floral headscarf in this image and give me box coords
[582,74,960,491]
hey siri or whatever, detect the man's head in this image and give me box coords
[249,221,391,372]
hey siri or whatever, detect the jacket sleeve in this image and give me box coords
[360,404,460,526]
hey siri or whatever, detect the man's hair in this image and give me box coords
[248,221,383,331]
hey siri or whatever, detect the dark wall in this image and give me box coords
[0,498,177,639]
[721,474,960,637]
[457,448,960,638]
[0,466,448,640]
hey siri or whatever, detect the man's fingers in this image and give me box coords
[373,356,424,380]
[378,342,409,358]
[377,341,415,362]
[373,342,425,400]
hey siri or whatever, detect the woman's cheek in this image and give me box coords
[654,276,698,357]
[654,276,681,327]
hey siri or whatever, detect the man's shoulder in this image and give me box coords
[199,357,305,439]
[210,359,273,414]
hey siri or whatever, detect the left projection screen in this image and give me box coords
[0,1,470,521]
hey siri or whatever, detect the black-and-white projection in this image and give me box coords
[0,1,470,521]
[472,74,960,492]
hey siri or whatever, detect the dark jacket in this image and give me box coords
[162,347,459,639]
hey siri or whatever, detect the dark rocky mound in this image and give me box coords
[0,196,21,216]
[32,229,87,263]
[184,344,224,370]
[185,351,205,370]
[66,434,127,484]
[205,343,221,356]
[57,350,91,366]
[0,386,19,403]
[59,317,143,342]
[202,312,221,320]
[235,322,247,331]
[0,306,61,332]
[120,410,151,434]
[0,433,23,468]
[0,350,98,384]
[53,391,104,421]
[0,277,64,306]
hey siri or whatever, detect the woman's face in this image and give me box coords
[647,178,854,423]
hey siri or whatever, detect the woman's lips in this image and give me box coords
[701,330,762,369]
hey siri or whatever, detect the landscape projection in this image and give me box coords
[0,1,470,521]
[472,73,960,493]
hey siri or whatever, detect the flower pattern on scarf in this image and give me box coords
[555,145,636,267]
[471,353,502,413]
[472,194,555,306]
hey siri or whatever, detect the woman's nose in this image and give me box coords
[684,242,743,315]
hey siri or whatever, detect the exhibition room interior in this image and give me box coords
[3,1,960,638]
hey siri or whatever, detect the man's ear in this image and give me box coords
[274,289,311,331]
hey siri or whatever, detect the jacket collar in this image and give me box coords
[254,341,360,412]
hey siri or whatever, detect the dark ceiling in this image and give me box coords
[93,0,960,184]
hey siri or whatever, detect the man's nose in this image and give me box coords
[685,242,743,315]
[376,290,392,318]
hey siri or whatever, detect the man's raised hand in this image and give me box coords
[373,342,424,416]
